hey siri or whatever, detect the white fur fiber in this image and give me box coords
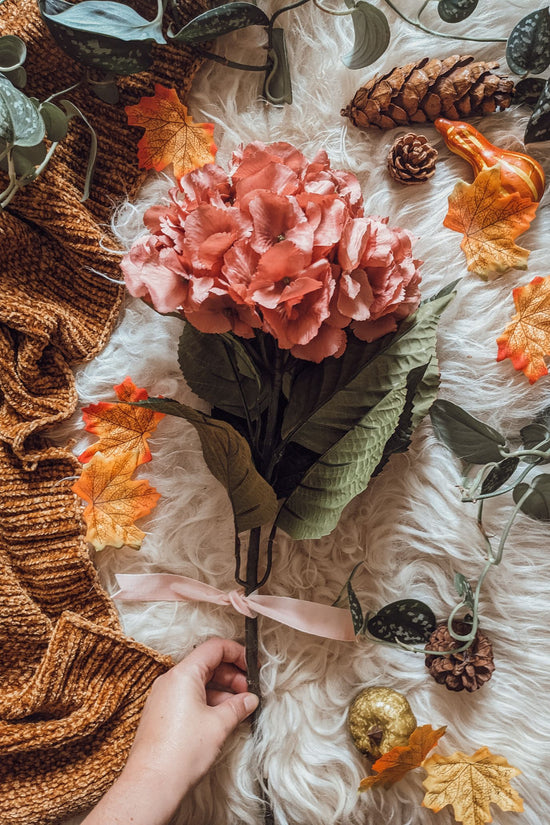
[60,2,550,823]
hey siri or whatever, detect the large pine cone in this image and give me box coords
[425,621,495,692]
[342,55,514,131]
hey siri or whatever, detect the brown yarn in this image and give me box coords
[0,1,206,822]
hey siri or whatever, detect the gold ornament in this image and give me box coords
[348,686,417,759]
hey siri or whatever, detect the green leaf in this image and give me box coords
[89,77,120,104]
[341,2,390,70]
[506,7,550,76]
[515,77,547,106]
[131,397,278,533]
[437,0,478,23]
[454,573,474,610]
[276,385,407,540]
[0,75,46,146]
[0,35,26,71]
[59,99,97,201]
[366,599,436,645]
[430,400,507,464]
[374,356,441,476]
[525,78,550,144]
[520,423,550,464]
[480,456,519,494]
[514,474,550,521]
[170,2,269,44]
[39,0,157,74]
[40,0,166,42]
[347,580,364,635]
[282,287,455,455]
[39,101,69,141]
[264,27,292,105]
[178,325,268,420]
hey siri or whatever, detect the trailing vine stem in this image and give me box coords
[381,0,507,43]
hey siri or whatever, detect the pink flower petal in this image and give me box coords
[291,323,347,362]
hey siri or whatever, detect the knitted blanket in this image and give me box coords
[0,2,205,822]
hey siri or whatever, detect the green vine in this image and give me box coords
[342,400,550,664]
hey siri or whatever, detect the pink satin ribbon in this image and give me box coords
[113,573,356,642]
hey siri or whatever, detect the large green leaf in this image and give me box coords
[506,7,550,76]
[514,474,550,521]
[178,325,268,420]
[437,0,479,23]
[430,400,507,464]
[263,27,292,105]
[40,0,166,42]
[276,385,407,540]
[170,2,269,44]
[132,397,278,533]
[514,77,547,106]
[39,0,158,74]
[281,287,455,455]
[342,1,390,70]
[0,75,45,146]
[525,78,550,144]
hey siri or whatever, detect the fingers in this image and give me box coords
[183,638,248,684]
[208,663,248,694]
[210,691,259,734]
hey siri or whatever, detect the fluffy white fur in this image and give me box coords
[60,2,550,823]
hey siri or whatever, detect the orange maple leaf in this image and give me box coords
[125,84,217,181]
[79,377,165,467]
[359,725,447,791]
[443,166,539,279]
[496,275,550,384]
[72,453,160,551]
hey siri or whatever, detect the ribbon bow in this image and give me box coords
[114,573,356,642]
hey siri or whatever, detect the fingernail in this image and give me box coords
[244,693,259,713]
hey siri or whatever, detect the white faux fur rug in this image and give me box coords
[61,1,550,823]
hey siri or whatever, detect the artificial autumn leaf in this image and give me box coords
[422,746,523,825]
[125,84,217,181]
[72,452,160,551]
[79,377,165,467]
[443,166,539,279]
[359,725,447,791]
[496,275,550,384]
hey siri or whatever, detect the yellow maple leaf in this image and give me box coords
[72,453,160,551]
[497,275,550,384]
[79,377,165,467]
[359,725,447,791]
[422,746,523,825]
[125,84,217,181]
[444,166,539,279]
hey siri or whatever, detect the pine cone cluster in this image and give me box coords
[425,621,495,692]
[342,55,514,131]
[387,133,438,184]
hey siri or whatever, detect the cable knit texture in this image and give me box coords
[0,1,206,822]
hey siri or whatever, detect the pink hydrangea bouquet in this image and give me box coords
[120,140,453,707]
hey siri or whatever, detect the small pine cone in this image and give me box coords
[387,133,438,184]
[425,621,495,692]
[341,55,514,131]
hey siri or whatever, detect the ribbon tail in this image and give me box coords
[247,593,356,642]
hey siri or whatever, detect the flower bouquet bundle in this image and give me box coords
[120,140,454,702]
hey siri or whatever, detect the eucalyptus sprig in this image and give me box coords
[341,399,550,661]
[0,35,97,209]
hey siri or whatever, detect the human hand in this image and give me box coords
[82,637,258,825]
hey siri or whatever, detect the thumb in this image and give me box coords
[215,692,259,735]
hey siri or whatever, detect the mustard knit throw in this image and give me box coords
[0,2,205,822]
